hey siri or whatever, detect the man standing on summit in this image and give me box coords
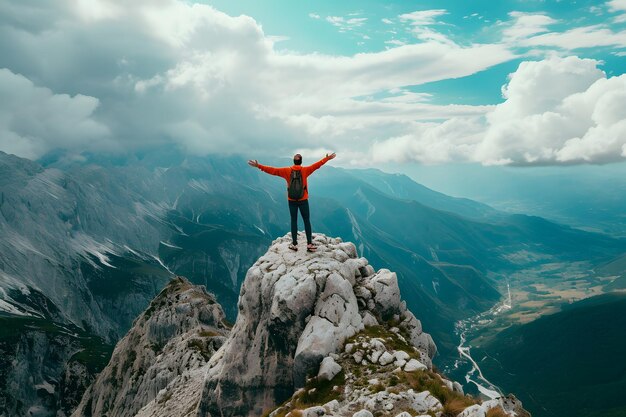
[248,152,336,252]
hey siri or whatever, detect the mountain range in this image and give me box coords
[72,234,530,417]
[1,149,625,416]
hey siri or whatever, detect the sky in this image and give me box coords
[1,0,626,167]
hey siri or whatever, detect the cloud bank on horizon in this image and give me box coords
[1,0,626,166]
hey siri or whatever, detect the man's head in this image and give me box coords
[293,153,302,165]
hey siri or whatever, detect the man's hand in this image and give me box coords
[248,159,259,167]
[326,152,336,160]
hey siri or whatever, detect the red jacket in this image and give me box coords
[257,156,331,201]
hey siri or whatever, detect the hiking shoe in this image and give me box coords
[306,243,317,252]
[288,243,298,251]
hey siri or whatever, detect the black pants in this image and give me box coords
[289,199,312,245]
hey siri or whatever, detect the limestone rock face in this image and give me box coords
[196,233,435,417]
[71,277,229,417]
[70,233,529,417]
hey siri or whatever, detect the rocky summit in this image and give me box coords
[71,277,230,417]
[197,233,437,417]
[73,233,528,417]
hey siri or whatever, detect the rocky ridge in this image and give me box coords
[196,233,437,417]
[195,234,527,417]
[71,277,229,417]
[73,233,528,417]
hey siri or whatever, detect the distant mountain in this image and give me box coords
[475,292,626,417]
[1,149,626,414]
[400,163,626,238]
[0,303,113,417]
[339,167,500,221]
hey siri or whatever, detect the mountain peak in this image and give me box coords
[72,234,528,417]
[72,276,230,417]
[197,233,437,416]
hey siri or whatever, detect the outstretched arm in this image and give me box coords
[303,152,336,176]
[248,159,290,178]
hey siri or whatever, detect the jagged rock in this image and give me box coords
[196,234,436,417]
[400,311,437,362]
[453,381,464,394]
[296,272,364,383]
[71,277,229,417]
[393,351,410,368]
[352,410,373,417]
[324,399,340,412]
[366,270,401,320]
[404,358,427,372]
[455,395,529,417]
[361,311,378,327]
[318,356,342,381]
[481,395,529,417]
[369,350,383,363]
[410,391,443,414]
[378,351,394,366]
[458,404,485,417]
[302,405,326,417]
[394,413,412,417]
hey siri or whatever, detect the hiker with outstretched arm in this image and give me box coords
[248,152,336,252]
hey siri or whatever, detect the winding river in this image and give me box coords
[448,281,513,399]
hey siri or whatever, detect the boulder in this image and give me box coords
[404,359,427,372]
[318,356,342,382]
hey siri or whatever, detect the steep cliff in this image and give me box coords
[74,233,528,417]
[71,277,229,417]
[194,234,527,417]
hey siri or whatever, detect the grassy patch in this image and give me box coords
[398,370,476,413]
[187,338,214,361]
[486,406,508,417]
[346,325,416,356]
[443,397,474,416]
[198,329,220,337]
[296,371,346,407]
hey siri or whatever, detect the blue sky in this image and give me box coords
[1,0,626,166]
[206,0,626,105]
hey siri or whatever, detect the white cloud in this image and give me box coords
[385,39,407,46]
[0,69,110,160]
[503,12,557,42]
[325,16,368,31]
[372,56,626,165]
[607,0,626,22]
[397,10,453,45]
[0,0,516,161]
[608,0,626,12]
[520,25,626,49]
[399,10,447,26]
[2,2,624,167]
[309,13,320,19]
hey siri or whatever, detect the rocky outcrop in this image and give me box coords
[0,313,111,417]
[196,234,436,417]
[71,233,529,417]
[269,325,528,417]
[71,277,229,417]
